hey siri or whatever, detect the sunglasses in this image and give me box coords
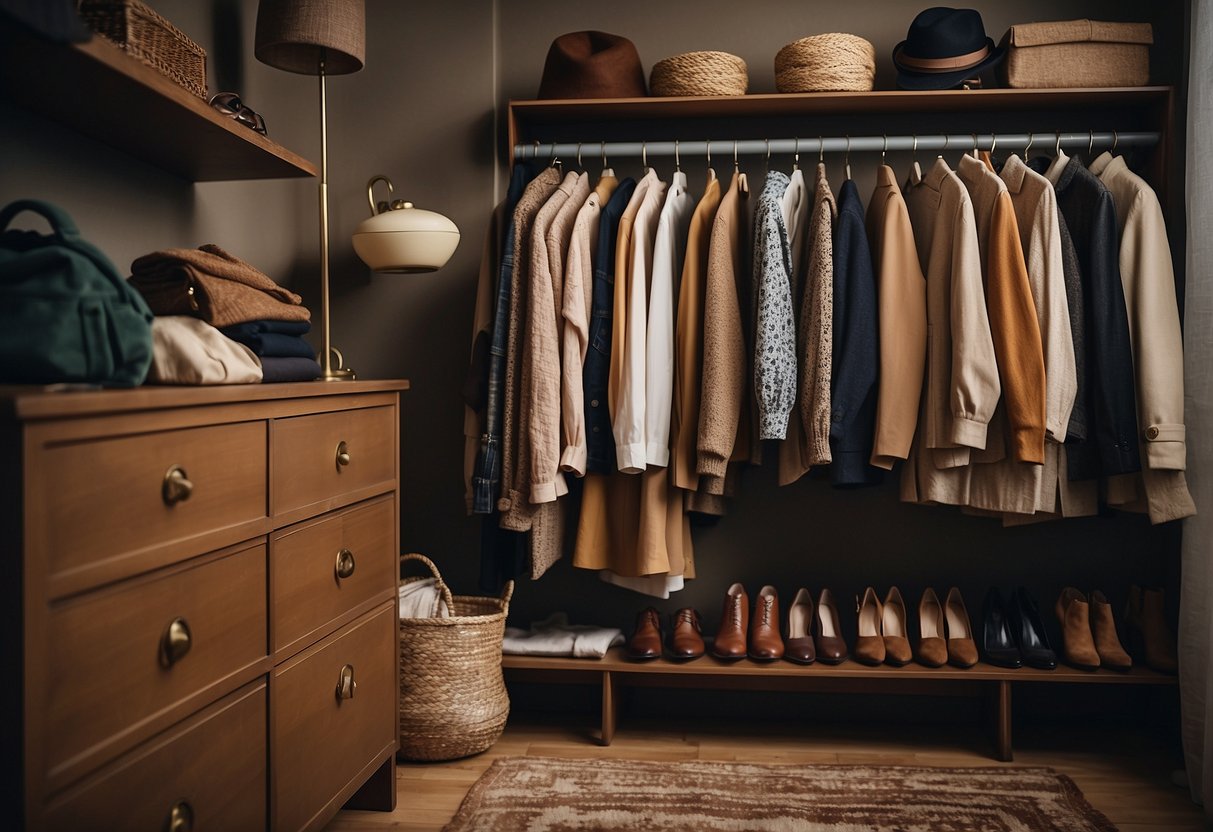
[209,92,268,136]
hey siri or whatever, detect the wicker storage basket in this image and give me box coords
[77,0,208,99]
[998,20,1152,89]
[398,553,512,761]
[775,34,876,92]
[650,51,748,97]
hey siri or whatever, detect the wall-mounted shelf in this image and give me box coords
[0,23,318,182]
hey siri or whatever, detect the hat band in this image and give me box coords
[898,44,989,73]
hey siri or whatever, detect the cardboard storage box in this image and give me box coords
[999,19,1152,88]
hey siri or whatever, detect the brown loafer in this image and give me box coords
[668,608,705,660]
[711,583,749,661]
[784,588,816,665]
[625,607,662,661]
[748,585,784,661]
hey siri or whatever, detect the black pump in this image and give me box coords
[981,587,1023,669]
[1008,586,1058,670]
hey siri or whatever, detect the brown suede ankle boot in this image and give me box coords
[1127,586,1178,674]
[1055,587,1099,671]
[1089,590,1131,672]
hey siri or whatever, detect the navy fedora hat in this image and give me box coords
[893,7,1005,90]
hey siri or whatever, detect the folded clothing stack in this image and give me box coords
[221,319,321,382]
[129,244,322,384]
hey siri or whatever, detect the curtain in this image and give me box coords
[1180,0,1213,813]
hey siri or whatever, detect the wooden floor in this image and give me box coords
[327,714,1205,831]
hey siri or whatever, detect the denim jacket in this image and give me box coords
[584,177,636,474]
[471,164,532,513]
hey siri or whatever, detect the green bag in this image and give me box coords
[0,200,153,387]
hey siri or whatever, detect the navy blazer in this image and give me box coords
[829,179,883,487]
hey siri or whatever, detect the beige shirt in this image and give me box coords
[559,175,617,478]
[867,164,926,470]
[1090,151,1196,524]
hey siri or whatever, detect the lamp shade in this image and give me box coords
[353,202,460,273]
[255,0,365,75]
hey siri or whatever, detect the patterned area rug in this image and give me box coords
[443,756,1116,831]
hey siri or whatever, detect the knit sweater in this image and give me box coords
[798,163,836,465]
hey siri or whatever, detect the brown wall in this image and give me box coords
[0,1,1191,646]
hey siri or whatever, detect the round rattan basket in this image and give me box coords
[650,50,748,96]
[397,553,513,761]
[775,33,876,93]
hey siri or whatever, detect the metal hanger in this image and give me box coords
[1054,130,1062,158]
[1113,130,1119,154]
[990,133,997,158]
[912,134,919,164]
[674,139,681,173]
[1088,129,1095,158]
[733,140,739,172]
[765,138,771,172]
[881,134,888,165]
[549,141,561,172]
[641,140,648,172]
[971,132,979,159]
[1024,132,1035,159]
[844,135,852,180]
[819,135,824,164]
[601,141,613,178]
[793,137,801,171]
[576,141,583,171]
[939,133,949,159]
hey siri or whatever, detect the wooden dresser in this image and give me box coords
[1,380,407,831]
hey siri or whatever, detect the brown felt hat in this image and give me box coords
[537,31,647,99]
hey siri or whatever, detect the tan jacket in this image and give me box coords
[798,162,836,467]
[559,175,617,478]
[902,158,999,506]
[957,154,1047,465]
[697,170,749,480]
[1090,152,1196,524]
[866,164,926,470]
[996,154,1093,520]
[673,174,722,494]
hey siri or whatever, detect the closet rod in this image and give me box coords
[514,131,1158,161]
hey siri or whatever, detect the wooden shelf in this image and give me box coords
[510,86,1173,125]
[503,647,1176,685]
[0,23,317,181]
[503,648,1175,760]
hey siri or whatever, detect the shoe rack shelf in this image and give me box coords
[0,21,318,181]
[502,649,1176,761]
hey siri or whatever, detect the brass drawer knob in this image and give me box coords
[168,800,194,832]
[162,465,194,506]
[159,617,192,668]
[335,440,351,469]
[336,663,356,702]
[335,548,356,581]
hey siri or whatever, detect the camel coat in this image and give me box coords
[866,164,926,470]
[697,170,749,483]
[673,174,722,495]
[1090,152,1196,523]
[901,158,1000,507]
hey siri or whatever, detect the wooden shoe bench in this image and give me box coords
[501,648,1176,760]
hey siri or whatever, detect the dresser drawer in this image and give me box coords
[39,419,267,595]
[45,542,268,790]
[272,496,396,656]
[273,603,396,832]
[271,406,395,518]
[44,681,267,832]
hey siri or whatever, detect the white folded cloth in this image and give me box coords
[398,578,450,619]
[148,316,262,384]
[502,612,623,658]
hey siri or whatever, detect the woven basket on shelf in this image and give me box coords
[775,33,876,92]
[77,0,208,99]
[650,50,748,96]
[398,553,513,761]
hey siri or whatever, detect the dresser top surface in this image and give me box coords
[0,379,410,421]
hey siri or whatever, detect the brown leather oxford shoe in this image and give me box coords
[749,585,785,661]
[668,608,705,660]
[711,583,749,661]
[625,607,663,661]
